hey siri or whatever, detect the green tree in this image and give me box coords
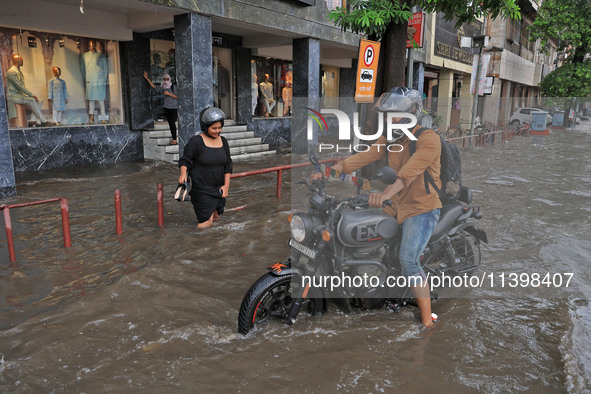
[539,62,591,97]
[530,0,591,120]
[328,0,520,92]
[530,0,591,64]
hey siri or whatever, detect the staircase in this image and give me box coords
[142,120,276,163]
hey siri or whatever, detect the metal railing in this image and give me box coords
[230,158,340,198]
[1,198,71,262]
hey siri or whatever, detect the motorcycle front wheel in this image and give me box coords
[238,273,324,335]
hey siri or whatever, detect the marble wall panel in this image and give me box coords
[9,126,142,173]
[0,64,17,198]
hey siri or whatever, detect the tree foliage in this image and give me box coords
[539,61,591,97]
[327,0,413,41]
[529,0,591,64]
[327,0,520,90]
[328,0,521,41]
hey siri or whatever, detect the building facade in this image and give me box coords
[0,0,361,198]
[480,0,555,126]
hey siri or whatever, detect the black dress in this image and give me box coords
[178,134,233,223]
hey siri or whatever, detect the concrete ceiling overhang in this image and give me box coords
[0,0,357,67]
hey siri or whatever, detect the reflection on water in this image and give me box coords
[1,124,591,392]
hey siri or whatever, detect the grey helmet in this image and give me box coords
[374,87,423,142]
[200,106,226,132]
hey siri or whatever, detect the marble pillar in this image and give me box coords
[292,37,320,154]
[236,47,253,125]
[0,66,17,198]
[122,34,153,131]
[175,12,213,153]
[338,60,358,126]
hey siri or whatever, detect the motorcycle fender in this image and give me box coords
[266,263,329,300]
[267,261,300,276]
[458,223,488,244]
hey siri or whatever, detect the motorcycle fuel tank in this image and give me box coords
[337,208,400,247]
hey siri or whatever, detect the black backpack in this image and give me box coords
[409,127,462,201]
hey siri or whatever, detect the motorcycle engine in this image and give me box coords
[350,245,387,261]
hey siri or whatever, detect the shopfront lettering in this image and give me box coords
[435,42,474,65]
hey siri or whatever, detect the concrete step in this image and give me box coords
[232,150,277,160]
[145,130,172,139]
[223,125,248,133]
[223,131,254,140]
[144,118,273,164]
[229,144,270,155]
[165,144,180,154]
[227,137,262,147]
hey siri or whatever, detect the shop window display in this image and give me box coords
[251,57,293,118]
[1,27,124,128]
[148,39,176,121]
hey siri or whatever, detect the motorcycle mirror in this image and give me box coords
[375,166,397,184]
[309,152,319,167]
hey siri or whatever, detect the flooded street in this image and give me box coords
[1,123,591,392]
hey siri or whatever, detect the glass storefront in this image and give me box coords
[147,39,235,120]
[148,39,176,121]
[251,56,293,118]
[213,46,234,120]
[1,27,124,128]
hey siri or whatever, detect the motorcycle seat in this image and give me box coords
[430,201,464,242]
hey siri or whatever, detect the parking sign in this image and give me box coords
[355,39,381,103]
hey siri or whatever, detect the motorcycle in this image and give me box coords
[238,156,488,335]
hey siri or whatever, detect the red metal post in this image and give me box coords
[114,189,123,235]
[276,169,283,198]
[157,183,164,227]
[3,207,16,262]
[60,198,71,248]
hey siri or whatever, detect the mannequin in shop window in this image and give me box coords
[252,74,259,116]
[259,73,275,117]
[80,39,108,122]
[5,54,54,127]
[282,81,292,116]
[48,66,68,125]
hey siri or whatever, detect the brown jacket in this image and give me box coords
[340,125,442,223]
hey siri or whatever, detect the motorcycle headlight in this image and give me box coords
[290,214,307,243]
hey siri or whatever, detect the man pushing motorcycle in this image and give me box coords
[311,87,441,328]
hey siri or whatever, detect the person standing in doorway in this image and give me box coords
[143,71,178,145]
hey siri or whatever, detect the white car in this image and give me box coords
[509,107,552,126]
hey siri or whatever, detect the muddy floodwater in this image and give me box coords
[1,123,591,392]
